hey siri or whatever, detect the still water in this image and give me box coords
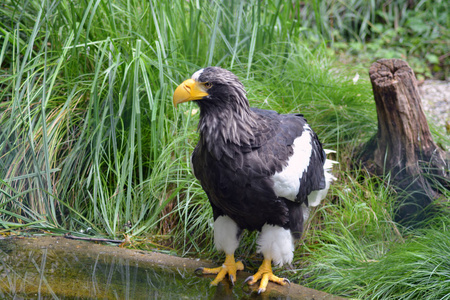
[0,236,310,299]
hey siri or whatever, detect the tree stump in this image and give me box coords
[358,59,449,221]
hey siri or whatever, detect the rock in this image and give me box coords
[419,80,450,134]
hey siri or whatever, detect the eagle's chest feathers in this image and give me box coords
[194,107,314,203]
[198,108,258,161]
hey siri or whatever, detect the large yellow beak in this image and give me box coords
[173,79,209,107]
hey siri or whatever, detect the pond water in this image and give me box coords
[0,238,229,299]
[0,236,339,300]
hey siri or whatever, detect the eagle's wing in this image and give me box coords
[250,108,326,205]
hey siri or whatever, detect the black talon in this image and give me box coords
[257,288,265,294]
[229,274,235,285]
[244,276,254,284]
[283,278,291,286]
[194,267,204,275]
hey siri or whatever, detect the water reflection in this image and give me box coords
[0,238,301,299]
[1,240,206,299]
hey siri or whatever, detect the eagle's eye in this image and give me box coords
[204,82,213,89]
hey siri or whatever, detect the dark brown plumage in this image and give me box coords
[173,66,335,293]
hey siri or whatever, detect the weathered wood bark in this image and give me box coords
[358,59,449,221]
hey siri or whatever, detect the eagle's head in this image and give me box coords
[173,67,248,112]
[173,67,258,153]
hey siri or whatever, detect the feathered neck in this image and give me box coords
[196,94,259,160]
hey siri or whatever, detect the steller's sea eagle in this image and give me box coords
[173,67,336,293]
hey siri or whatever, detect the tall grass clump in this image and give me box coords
[0,0,223,237]
[360,226,450,299]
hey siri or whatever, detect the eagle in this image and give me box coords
[173,67,335,293]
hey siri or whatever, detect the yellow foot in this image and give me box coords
[244,259,290,294]
[196,254,244,286]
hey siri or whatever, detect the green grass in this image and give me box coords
[292,184,450,299]
[0,0,449,299]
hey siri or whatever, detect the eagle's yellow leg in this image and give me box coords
[199,254,244,285]
[244,259,289,293]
